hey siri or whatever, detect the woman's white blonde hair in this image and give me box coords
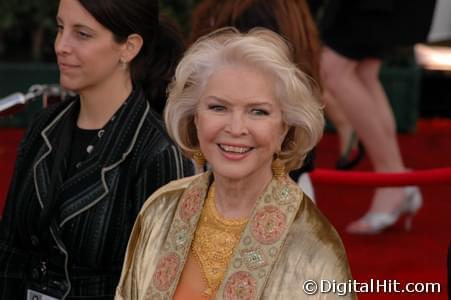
[164,27,324,171]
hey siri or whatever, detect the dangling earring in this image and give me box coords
[193,150,206,173]
[271,154,286,179]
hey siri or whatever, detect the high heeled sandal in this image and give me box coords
[346,186,423,234]
[335,132,365,170]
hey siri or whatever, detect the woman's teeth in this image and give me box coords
[219,144,252,153]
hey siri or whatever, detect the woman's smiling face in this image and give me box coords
[195,64,287,182]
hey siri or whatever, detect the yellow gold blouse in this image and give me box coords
[191,183,248,296]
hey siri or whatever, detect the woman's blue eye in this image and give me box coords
[208,105,226,112]
[251,109,269,116]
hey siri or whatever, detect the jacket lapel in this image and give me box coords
[216,176,303,299]
[147,172,210,299]
[57,90,150,227]
[33,102,76,210]
[147,173,304,300]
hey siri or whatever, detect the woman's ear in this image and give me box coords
[121,33,143,63]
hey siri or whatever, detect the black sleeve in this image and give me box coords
[132,144,193,213]
[0,106,49,228]
[0,112,50,299]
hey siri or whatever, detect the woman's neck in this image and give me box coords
[213,169,273,220]
[77,77,133,129]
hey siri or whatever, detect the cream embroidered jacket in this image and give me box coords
[116,172,355,300]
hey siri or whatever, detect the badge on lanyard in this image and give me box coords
[27,289,60,300]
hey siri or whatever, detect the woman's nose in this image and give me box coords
[54,32,71,55]
[225,113,248,136]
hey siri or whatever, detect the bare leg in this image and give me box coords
[323,89,355,155]
[321,47,410,233]
[355,58,403,169]
[321,48,405,172]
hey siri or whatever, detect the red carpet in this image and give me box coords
[315,119,451,299]
[0,127,23,214]
[0,119,450,299]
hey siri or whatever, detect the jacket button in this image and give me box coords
[31,235,39,247]
[31,267,40,280]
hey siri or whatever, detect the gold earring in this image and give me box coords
[193,150,206,172]
[271,154,286,179]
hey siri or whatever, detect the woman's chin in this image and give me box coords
[59,80,78,93]
[211,168,248,181]
[211,167,271,183]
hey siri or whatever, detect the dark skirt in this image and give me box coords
[320,0,437,59]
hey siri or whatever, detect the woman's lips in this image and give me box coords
[217,143,253,161]
[218,144,252,154]
[58,62,80,72]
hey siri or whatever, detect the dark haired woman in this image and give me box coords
[0,0,192,298]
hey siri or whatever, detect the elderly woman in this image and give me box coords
[116,28,354,300]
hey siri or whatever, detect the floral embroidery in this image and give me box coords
[179,187,202,222]
[250,205,287,245]
[269,247,278,257]
[273,180,296,205]
[240,248,267,270]
[152,253,180,291]
[280,186,290,199]
[223,271,257,300]
[172,224,189,248]
[233,258,243,269]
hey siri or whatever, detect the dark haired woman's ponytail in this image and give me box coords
[140,16,185,115]
[77,0,182,114]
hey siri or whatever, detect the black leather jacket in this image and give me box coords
[0,88,193,299]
